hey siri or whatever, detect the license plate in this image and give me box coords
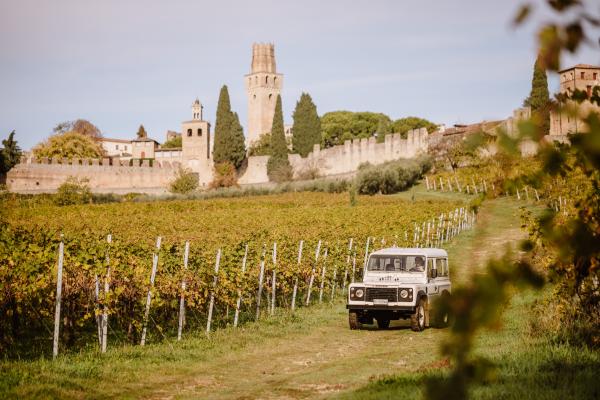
[373,299,388,305]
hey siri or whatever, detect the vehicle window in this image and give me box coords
[427,258,435,278]
[436,258,449,277]
[367,255,425,273]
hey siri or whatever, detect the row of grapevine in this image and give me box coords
[0,193,473,358]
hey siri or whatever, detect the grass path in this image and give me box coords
[3,196,567,399]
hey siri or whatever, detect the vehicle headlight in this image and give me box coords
[350,287,365,301]
[400,289,408,299]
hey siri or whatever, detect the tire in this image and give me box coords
[376,318,390,330]
[411,298,426,332]
[349,311,362,330]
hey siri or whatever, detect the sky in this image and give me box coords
[1,0,599,150]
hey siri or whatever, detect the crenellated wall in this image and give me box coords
[7,157,179,194]
[289,128,429,178]
[8,129,430,193]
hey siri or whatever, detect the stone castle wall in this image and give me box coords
[238,128,429,184]
[7,157,179,194]
[8,129,430,193]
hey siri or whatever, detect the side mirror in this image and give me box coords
[431,269,438,279]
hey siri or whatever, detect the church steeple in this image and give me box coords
[192,98,203,121]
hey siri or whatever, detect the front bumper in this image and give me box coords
[346,304,415,312]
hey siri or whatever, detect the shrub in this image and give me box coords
[296,166,320,181]
[54,177,92,206]
[267,156,293,183]
[169,168,199,194]
[210,162,238,189]
[356,156,432,195]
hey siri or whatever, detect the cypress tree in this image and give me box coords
[213,85,247,169]
[524,56,551,134]
[292,92,321,157]
[228,112,246,169]
[267,95,292,181]
[136,125,148,139]
[1,130,22,173]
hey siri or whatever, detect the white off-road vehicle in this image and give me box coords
[347,247,451,331]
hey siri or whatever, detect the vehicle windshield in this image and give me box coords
[367,255,426,273]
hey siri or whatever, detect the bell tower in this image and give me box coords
[245,43,283,147]
[182,99,212,183]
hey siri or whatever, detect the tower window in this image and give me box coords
[594,73,598,80]
[197,128,202,136]
[265,76,269,84]
[253,94,256,100]
[587,85,592,97]
[581,71,585,79]
[274,76,277,84]
[187,129,192,137]
[269,93,273,100]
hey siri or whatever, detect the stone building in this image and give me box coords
[181,98,214,186]
[550,64,600,138]
[245,43,283,147]
[99,138,132,159]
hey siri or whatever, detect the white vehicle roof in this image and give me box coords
[370,247,448,258]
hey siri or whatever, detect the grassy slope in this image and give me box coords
[334,195,600,400]
[1,192,598,399]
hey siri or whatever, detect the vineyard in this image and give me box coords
[0,191,473,358]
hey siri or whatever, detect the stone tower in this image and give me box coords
[245,43,283,147]
[182,99,212,179]
[550,64,600,136]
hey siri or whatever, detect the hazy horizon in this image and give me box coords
[1,0,599,150]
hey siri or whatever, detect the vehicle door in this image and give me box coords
[435,258,451,293]
[426,258,440,297]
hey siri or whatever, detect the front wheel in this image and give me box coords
[411,299,426,332]
[349,311,362,330]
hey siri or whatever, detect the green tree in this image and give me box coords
[169,168,199,194]
[267,95,292,182]
[321,111,391,147]
[292,92,321,157]
[136,125,148,139]
[162,136,182,149]
[375,116,391,142]
[212,85,246,169]
[391,117,437,138]
[33,131,105,159]
[248,132,272,156]
[0,130,22,174]
[229,112,247,168]
[523,56,551,134]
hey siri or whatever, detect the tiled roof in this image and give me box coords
[99,137,131,144]
[559,64,600,72]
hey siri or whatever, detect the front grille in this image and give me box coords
[366,288,397,302]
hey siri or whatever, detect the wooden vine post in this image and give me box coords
[141,236,161,346]
[101,234,112,353]
[362,237,371,277]
[206,248,221,335]
[270,242,277,316]
[291,240,303,311]
[177,241,190,341]
[256,244,266,320]
[52,235,64,360]
[234,243,249,327]
[318,248,328,303]
[343,238,353,289]
[305,240,321,306]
